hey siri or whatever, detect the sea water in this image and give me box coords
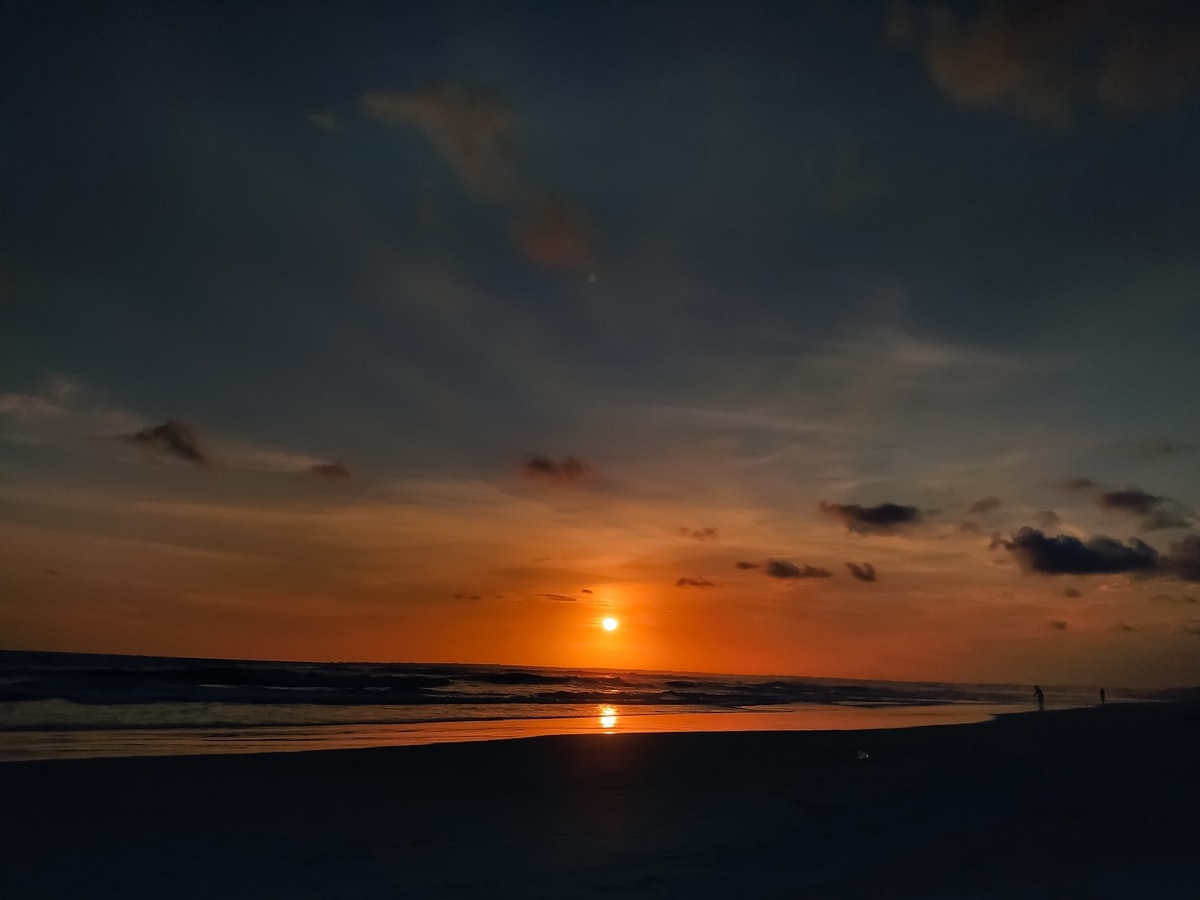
[0,650,1129,761]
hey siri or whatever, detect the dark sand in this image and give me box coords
[3,703,1198,899]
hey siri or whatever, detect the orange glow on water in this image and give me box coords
[598,705,618,729]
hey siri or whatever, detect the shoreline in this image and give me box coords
[0,700,1039,763]
[3,702,1197,898]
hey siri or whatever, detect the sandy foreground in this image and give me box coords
[2,703,1197,899]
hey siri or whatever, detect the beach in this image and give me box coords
[3,702,1197,899]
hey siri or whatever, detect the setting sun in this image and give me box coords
[601,617,619,632]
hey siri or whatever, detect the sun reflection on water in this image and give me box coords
[598,705,618,729]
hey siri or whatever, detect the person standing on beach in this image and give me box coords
[1100,687,1106,705]
[1034,685,1045,711]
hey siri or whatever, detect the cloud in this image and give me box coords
[512,192,595,271]
[1034,510,1062,530]
[1123,436,1196,460]
[1058,477,1100,492]
[1062,587,1082,598]
[765,559,832,580]
[734,561,760,570]
[362,85,516,198]
[363,83,597,273]
[538,593,578,602]
[580,588,593,594]
[1099,488,1193,531]
[819,501,923,535]
[125,420,213,467]
[453,592,482,600]
[676,576,715,588]
[1167,535,1200,582]
[845,562,878,583]
[1152,592,1197,604]
[967,496,1002,514]
[520,454,588,484]
[678,526,719,542]
[309,461,351,479]
[999,527,1160,576]
[893,1,1200,122]
[1048,620,1069,631]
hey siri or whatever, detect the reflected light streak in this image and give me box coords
[598,705,618,729]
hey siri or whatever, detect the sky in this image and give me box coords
[2,0,1199,686]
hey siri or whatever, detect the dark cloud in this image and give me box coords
[734,561,760,570]
[958,521,981,534]
[845,562,878,583]
[580,588,593,594]
[538,593,578,602]
[453,592,482,601]
[513,192,595,271]
[362,85,516,198]
[967,496,1002,514]
[1167,535,1200,582]
[125,420,212,466]
[520,454,588,484]
[892,1,1200,122]
[819,501,923,535]
[999,527,1160,575]
[678,526,719,541]
[675,576,715,588]
[1035,510,1062,530]
[1099,488,1194,531]
[765,559,832,580]
[1062,587,1082,598]
[309,461,351,479]
[1048,620,1069,631]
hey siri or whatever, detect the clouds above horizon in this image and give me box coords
[845,562,878,583]
[363,83,595,270]
[126,421,213,467]
[819,501,924,536]
[764,560,832,580]
[889,0,1200,121]
[520,454,588,485]
[999,527,1200,582]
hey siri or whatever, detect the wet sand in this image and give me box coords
[2,702,1197,899]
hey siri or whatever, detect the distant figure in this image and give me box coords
[1034,685,1045,711]
[1099,687,1106,705]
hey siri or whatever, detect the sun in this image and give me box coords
[601,617,619,632]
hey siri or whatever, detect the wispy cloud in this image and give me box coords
[512,192,595,271]
[364,83,596,270]
[1099,487,1193,531]
[309,461,352,479]
[890,1,1200,122]
[520,454,589,485]
[845,562,878,582]
[675,576,714,588]
[125,420,214,467]
[363,85,516,198]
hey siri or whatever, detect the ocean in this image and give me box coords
[0,650,1130,761]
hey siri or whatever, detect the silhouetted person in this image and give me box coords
[1099,687,1106,705]
[1034,685,1045,711]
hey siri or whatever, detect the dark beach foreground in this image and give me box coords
[3,703,1198,899]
